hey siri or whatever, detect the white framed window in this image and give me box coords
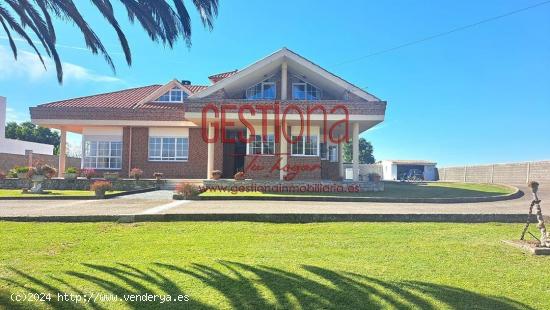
[246,77,276,99]
[155,87,187,103]
[247,128,275,155]
[291,76,321,100]
[291,126,320,156]
[148,137,189,161]
[83,141,122,169]
[321,143,339,162]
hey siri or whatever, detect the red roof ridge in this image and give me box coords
[208,69,238,83]
[38,84,162,107]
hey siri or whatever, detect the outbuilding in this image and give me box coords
[379,160,437,181]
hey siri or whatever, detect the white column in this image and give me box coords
[338,134,344,178]
[58,127,67,177]
[207,123,215,179]
[281,62,288,100]
[0,96,6,138]
[352,122,359,181]
[279,125,288,180]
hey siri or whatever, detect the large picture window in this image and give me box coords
[291,76,321,100]
[83,141,122,169]
[148,137,189,161]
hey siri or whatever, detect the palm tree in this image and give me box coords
[0,0,218,83]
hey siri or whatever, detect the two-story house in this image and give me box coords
[30,48,386,181]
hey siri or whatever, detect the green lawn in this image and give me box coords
[0,190,124,198]
[200,182,516,199]
[0,222,547,309]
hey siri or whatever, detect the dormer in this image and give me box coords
[154,87,188,103]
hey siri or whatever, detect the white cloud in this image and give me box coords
[0,45,122,83]
[5,106,25,123]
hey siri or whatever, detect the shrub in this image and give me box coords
[211,170,222,180]
[0,171,5,180]
[103,172,119,180]
[65,167,78,174]
[14,166,30,173]
[7,169,17,178]
[153,172,163,180]
[175,182,203,199]
[130,168,143,180]
[41,164,57,178]
[368,173,382,182]
[234,171,245,181]
[81,168,96,179]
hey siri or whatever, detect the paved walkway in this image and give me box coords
[0,185,543,218]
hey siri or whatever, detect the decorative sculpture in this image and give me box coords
[520,181,549,247]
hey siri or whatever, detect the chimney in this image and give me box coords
[0,96,6,139]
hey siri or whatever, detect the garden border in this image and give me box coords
[194,185,523,204]
[0,187,157,200]
[0,213,547,223]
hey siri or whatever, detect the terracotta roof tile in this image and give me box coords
[183,85,209,94]
[38,85,161,109]
[208,70,238,83]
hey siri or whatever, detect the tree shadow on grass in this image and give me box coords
[1,262,534,309]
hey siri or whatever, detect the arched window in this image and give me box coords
[246,76,276,99]
[155,87,187,102]
[291,77,321,100]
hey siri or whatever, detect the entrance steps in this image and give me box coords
[160,179,205,190]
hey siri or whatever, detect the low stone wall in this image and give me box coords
[0,178,160,191]
[437,160,550,185]
[203,179,384,192]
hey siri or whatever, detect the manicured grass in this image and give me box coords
[0,222,547,309]
[200,182,516,199]
[0,189,124,198]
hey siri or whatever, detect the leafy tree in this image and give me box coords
[0,0,218,83]
[343,138,375,164]
[5,121,60,154]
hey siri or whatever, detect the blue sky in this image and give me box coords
[1,0,549,166]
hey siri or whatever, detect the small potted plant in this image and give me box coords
[90,180,112,199]
[368,173,382,182]
[173,182,204,200]
[211,170,222,180]
[14,166,30,179]
[81,168,96,179]
[234,171,245,181]
[103,171,119,180]
[64,167,79,180]
[130,168,143,180]
[153,172,163,180]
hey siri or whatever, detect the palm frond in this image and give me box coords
[0,3,46,69]
[0,17,17,58]
[0,0,219,83]
[91,0,131,65]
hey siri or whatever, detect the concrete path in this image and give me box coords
[0,186,544,218]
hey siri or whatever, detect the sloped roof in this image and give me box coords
[183,85,209,94]
[38,85,161,109]
[192,48,380,101]
[208,70,238,83]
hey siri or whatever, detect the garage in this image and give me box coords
[379,160,437,181]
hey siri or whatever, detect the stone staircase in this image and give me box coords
[160,179,204,190]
